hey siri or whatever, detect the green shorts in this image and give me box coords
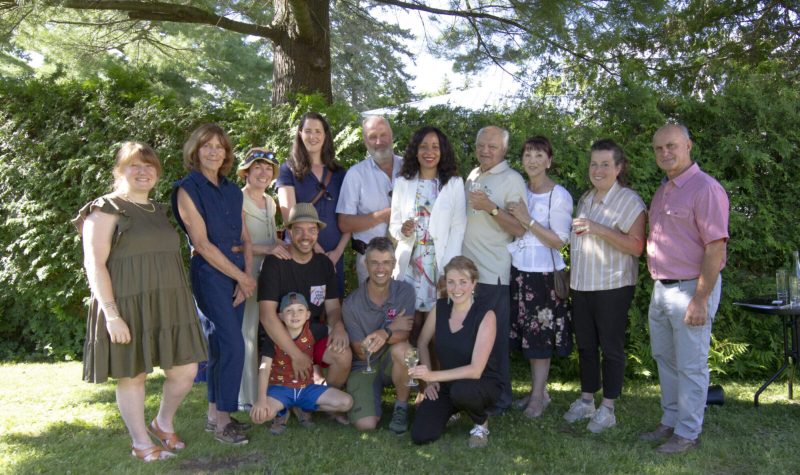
[346,349,393,423]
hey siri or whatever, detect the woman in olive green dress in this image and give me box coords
[74,142,207,462]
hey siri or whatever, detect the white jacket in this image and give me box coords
[389,175,466,279]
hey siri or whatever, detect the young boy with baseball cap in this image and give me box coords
[250,292,352,434]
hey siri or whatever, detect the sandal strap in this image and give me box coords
[148,419,185,450]
[131,445,173,462]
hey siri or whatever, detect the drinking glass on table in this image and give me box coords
[776,269,788,304]
[790,275,800,307]
[362,338,375,374]
[404,347,419,387]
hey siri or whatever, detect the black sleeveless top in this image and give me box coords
[434,297,501,382]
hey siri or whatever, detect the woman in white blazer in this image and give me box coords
[390,126,466,341]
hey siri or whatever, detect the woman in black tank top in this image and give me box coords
[409,256,502,448]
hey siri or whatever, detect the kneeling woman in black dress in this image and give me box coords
[409,256,500,448]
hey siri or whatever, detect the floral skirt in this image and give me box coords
[405,241,437,312]
[509,266,572,359]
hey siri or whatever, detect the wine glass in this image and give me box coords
[404,347,419,387]
[468,181,486,215]
[362,339,375,374]
[403,215,418,238]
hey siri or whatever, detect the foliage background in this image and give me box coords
[1,67,798,381]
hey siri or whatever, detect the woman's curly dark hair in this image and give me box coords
[399,126,459,189]
[288,111,342,180]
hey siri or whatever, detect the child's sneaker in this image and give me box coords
[269,413,289,436]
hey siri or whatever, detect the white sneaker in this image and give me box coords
[563,398,596,423]
[468,424,489,448]
[587,405,616,433]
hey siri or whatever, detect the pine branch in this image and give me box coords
[56,0,283,41]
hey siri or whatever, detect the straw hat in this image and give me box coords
[286,202,326,230]
[237,148,280,182]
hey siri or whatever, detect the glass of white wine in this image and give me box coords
[404,347,419,387]
[362,339,375,374]
[468,182,483,215]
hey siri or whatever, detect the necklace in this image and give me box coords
[121,194,156,213]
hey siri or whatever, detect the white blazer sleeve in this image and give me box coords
[440,177,466,274]
[389,177,409,242]
[390,177,415,279]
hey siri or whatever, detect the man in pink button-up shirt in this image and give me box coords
[641,124,729,454]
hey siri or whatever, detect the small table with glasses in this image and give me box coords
[734,296,800,407]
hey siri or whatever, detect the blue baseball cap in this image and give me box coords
[279,292,309,312]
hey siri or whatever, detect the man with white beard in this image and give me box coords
[337,116,403,283]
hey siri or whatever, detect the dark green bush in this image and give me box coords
[2,68,798,383]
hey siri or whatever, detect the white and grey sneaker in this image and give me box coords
[587,404,616,433]
[563,398,596,423]
[468,424,490,448]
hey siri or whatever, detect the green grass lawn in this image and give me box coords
[1,361,799,474]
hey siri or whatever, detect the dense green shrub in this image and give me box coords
[2,68,798,383]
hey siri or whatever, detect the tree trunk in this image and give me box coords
[272,0,332,105]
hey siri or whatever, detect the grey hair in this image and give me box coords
[476,126,510,150]
[659,122,691,140]
[361,115,390,137]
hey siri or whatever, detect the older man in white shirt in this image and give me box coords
[338,116,403,283]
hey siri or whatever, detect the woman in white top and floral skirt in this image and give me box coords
[390,126,466,342]
[506,136,573,419]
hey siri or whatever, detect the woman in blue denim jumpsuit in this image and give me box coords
[172,124,256,445]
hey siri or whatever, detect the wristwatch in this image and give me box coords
[490,206,499,216]
[383,326,393,340]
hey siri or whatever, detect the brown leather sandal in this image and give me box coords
[131,445,174,462]
[148,419,186,451]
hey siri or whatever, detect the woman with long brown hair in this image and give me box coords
[277,112,350,294]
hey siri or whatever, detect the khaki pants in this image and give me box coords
[648,276,721,440]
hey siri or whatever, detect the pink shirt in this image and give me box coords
[647,163,729,280]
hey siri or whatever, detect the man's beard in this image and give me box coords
[368,147,394,161]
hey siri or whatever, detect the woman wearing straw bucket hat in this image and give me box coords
[235,148,291,410]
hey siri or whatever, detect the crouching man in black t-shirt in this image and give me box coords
[258,203,352,427]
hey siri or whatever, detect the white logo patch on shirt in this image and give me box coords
[309,285,326,306]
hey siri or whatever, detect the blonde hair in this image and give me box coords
[444,256,479,283]
[182,123,234,177]
[112,141,161,191]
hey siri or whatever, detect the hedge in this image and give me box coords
[1,67,798,381]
